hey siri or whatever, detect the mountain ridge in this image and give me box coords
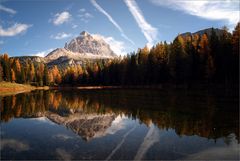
[179,27,229,38]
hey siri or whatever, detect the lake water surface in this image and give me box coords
[0,89,239,160]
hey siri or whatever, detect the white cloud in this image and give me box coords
[80,18,88,23]
[90,0,134,45]
[93,34,127,55]
[104,37,127,55]
[78,10,94,23]
[30,117,56,125]
[83,12,93,18]
[134,124,160,160]
[150,0,239,29]
[0,4,16,14]
[106,115,127,135]
[52,11,71,25]
[1,139,29,152]
[53,134,74,140]
[72,24,78,29]
[0,23,32,37]
[124,0,158,47]
[79,8,86,12]
[56,148,72,161]
[33,48,54,57]
[51,32,72,40]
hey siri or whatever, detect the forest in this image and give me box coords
[0,23,239,87]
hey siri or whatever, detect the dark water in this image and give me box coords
[0,89,239,160]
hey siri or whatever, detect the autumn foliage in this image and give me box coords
[0,24,239,87]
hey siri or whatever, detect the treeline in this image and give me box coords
[0,23,239,87]
[64,24,239,87]
[0,54,55,86]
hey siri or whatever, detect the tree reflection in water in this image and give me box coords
[0,89,239,142]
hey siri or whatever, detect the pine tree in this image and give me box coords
[11,69,16,82]
[231,22,240,83]
[232,22,240,56]
[0,63,3,82]
[219,26,232,84]
[198,34,210,82]
[1,54,11,81]
[43,65,49,86]
[25,61,30,83]
[30,63,35,82]
[36,63,44,86]
[13,59,22,83]
[48,71,54,85]
[20,66,26,84]
[170,36,187,84]
[14,59,21,73]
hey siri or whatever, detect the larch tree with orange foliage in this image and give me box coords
[11,69,16,82]
[30,63,35,82]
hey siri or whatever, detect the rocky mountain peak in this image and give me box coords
[45,31,117,66]
[80,31,89,37]
[64,31,116,57]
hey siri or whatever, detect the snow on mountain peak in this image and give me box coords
[45,31,117,64]
[64,31,116,56]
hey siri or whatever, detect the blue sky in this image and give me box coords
[0,0,239,57]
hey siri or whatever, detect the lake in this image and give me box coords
[0,89,239,160]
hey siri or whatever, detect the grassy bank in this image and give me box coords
[0,82,49,96]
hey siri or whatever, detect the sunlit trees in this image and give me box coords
[14,59,21,73]
[11,69,16,82]
[48,71,54,85]
[43,65,49,86]
[20,66,26,84]
[0,23,239,87]
[136,46,149,84]
[29,63,35,82]
[76,65,83,83]
[12,59,22,83]
[36,63,45,86]
[170,35,188,84]
[147,42,169,84]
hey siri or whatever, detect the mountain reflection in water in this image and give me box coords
[0,89,239,160]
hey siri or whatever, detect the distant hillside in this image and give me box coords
[179,27,230,39]
[13,56,45,63]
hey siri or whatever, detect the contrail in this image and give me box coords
[134,124,160,160]
[124,0,158,47]
[106,125,137,160]
[90,0,135,45]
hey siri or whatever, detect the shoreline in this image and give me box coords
[0,82,49,96]
[0,82,238,96]
[50,84,239,91]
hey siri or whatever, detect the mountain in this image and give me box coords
[13,56,45,64]
[42,111,115,141]
[180,27,229,38]
[15,28,228,67]
[65,31,115,57]
[45,31,117,66]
